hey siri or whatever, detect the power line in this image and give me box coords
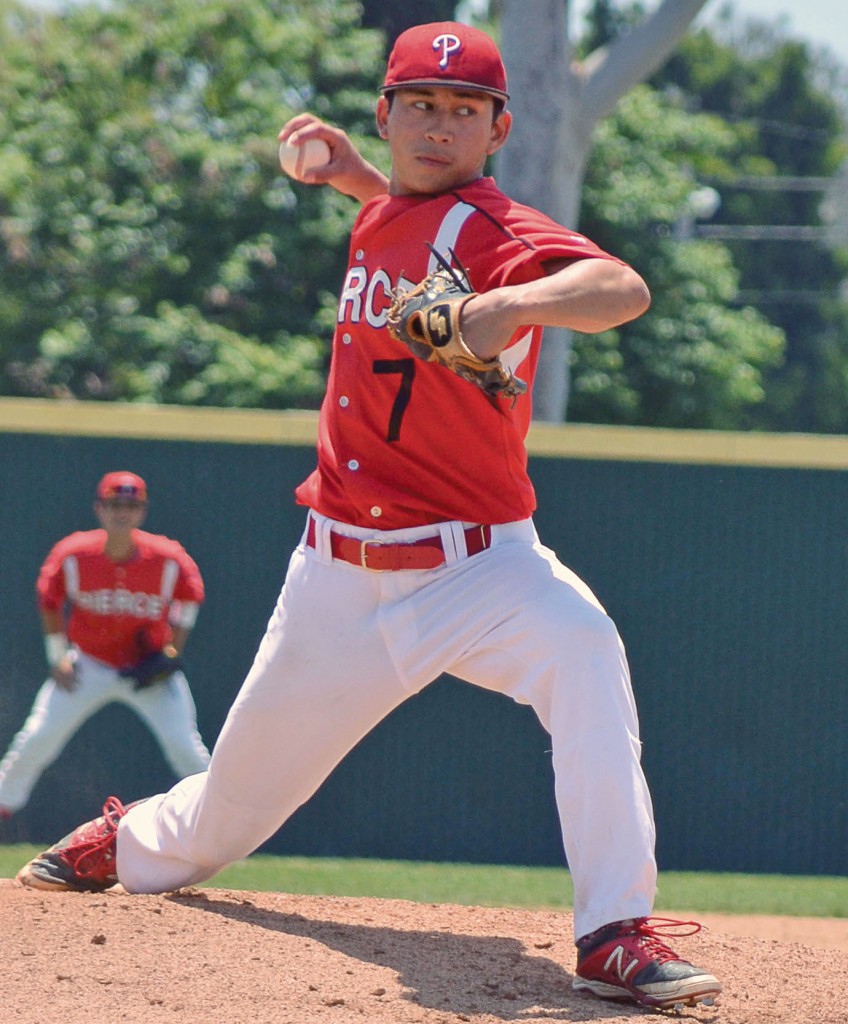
[736,290,835,304]
[721,116,834,142]
[707,175,833,191]
[695,224,834,241]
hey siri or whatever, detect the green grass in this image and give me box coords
[2,844,846,917]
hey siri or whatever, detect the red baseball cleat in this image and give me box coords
[16,796,133,892]
[573,916,722,1010]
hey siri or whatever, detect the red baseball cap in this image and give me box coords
[381,22,509,102]
[96,471,148,502]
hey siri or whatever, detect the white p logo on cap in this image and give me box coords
[433,33,461,69]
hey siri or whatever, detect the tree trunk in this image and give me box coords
[495,1,588,422]
[494,0,710,421]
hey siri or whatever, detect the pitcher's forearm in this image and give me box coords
[461,259,651,360]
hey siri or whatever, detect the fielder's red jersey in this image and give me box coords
[37,529,205,668]
[295,177,625,530]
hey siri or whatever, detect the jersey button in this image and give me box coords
[347,459,360,471]
[355,249,364,260]
[339,396,349,408]
[370,506,382,518]
[342,333,352,345]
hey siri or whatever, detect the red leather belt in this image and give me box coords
[305,518,492,571]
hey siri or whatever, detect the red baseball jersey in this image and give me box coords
[37,529,205,668]
[295,177,625,529]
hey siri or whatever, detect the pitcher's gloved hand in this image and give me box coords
[386,244,528,399]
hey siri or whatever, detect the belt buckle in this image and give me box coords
[360,538,387,571]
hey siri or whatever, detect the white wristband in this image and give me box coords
[44,633,69,667]
[169,600,199,629]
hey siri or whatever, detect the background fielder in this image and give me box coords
[0,471,210,818]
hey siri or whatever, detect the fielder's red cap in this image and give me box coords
[381,22,509,102]
[96,471,148,502]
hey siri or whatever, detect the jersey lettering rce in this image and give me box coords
[296,177,622,530]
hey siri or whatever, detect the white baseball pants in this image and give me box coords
[117,513,656,939]
[0,652,210,812]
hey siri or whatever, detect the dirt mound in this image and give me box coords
[2,882,846,1023]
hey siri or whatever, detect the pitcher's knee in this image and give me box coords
[167,749,211,778]
[550,601,623,658]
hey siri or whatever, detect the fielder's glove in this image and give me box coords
[386,245,528,400]
[120,647,182,691]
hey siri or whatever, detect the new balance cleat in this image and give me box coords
[573,916,722,1010]
[17,796,132,892]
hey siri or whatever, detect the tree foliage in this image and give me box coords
[565,0,848,431]
[650,8,848,432]
[0,0,385,406]
[572,84,784,427]
[359,0,458,53]
[2,0,847,433]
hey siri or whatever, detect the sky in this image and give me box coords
[570,0,848,69]
[22,0,848,70]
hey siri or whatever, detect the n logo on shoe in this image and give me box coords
[603,944,640,982]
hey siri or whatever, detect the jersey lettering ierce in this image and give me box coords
[37,529,205,667]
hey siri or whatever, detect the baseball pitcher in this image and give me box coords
[17,24,719,1013]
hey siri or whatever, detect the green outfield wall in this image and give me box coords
[1,397,846,877]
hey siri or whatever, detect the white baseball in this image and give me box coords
[279,137,331,180]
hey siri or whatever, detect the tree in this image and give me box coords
[571,84,784,427]
[4,0,840,430]
[360,0,458,52]
[492,0,713,421]
[652,14,848,432]
[0,0,385,406]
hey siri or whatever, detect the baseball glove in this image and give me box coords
[386,245,528,400]
[120,648,182,691]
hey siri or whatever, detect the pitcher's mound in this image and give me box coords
[2,883,846,1023]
